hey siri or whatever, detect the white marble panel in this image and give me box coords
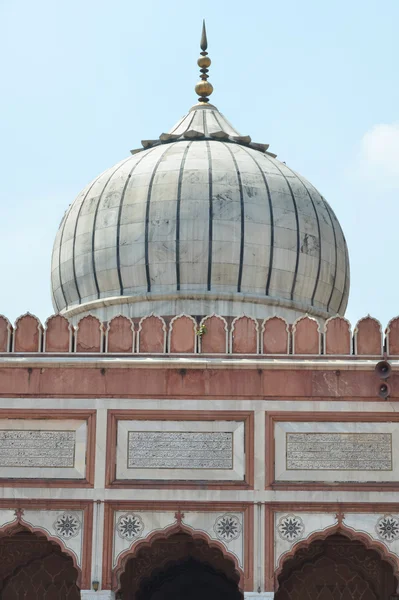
[275,421,399,482]
[0,509,19,530]
[274,512,336,567]
[116,420,245,481]
[345,513,399,557]
[23,509,84,565]
[0,419,87,479]
[113,510,176,566]
[112,510,244,569]
[184,511,244,567]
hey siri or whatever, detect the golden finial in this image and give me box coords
[195,20,213,103]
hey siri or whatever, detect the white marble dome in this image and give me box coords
[51,103,349,322]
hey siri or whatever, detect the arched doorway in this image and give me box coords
[0,527,80,599]
[275,533,398,600]
[117,531,243,600]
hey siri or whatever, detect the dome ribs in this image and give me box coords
[175,141,194,291]
[52,107,349,317]
[91,158,131,301]
[240,146,274,297]
[54,200,76,313]
[222,143,245,293]
[144,145,177,294]
[71,173,107,306]
[337,232,350,315]
[116,148,158,296]
[205,140,213,291]
[281,167,323,308]
[263,155,301,302]
[324,200,339,313]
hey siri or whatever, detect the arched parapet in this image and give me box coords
[323,314,352,355]
[113,521,244,593]
[354,315,383,356]
[291,314,321,355]
[198,314,228,354]
[0,516,83,587]
[136,314,167,353]
[230,315,259,354]
[386,316,399,357]
[168,314,197,353]
[105,315,135,353]
[275,520,399,591]
[261,316,289,355]
[0,315,12,352]
[13,312,43,352]
[75,314,104,353]
[43,314,73,353]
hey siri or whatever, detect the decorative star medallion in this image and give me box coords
[278,514,305,542]
[116,513,144,541]
[214,513,242,542]
[376,515,399,542]
[53,513,82,539]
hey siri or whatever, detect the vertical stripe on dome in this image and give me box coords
[222,143,245,292]
[144,144,177,293]
[91,158,132,299]
[324,200,338,312]
[176,141,193,290]
[71,172,108,304]
[337,235,349,314]
[116,148,158,295]
[55,202,75,311]
[205,140,213,290]
[202,110,208,136]
[282,166,322,307]
[241,147,275,296]
[263,156,301,301]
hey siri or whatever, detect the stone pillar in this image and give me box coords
[244,593,274,600]
[80,592,115,600]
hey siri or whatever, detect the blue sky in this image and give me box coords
[0,0,398,327]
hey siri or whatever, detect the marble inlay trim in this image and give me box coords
[0,430,75,468]
[128,431,233,470]
[286,432,392,471]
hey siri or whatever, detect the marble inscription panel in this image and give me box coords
[128,431,233,469]
[0,430,75,468]
[286,432,392,471]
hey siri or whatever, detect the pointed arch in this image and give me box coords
[13,313,43,352]
[354,315,383,355]
[137,314,167,353]
[261,315,289,354]
[292,314,321,355]
[275,522,399,591]
[43,314,73,352]
[198,314,228,354]
[0,518,82,587]
[230,315,259,354]
[113,522,244,593]
[323,314,352,355]
[168,314,197,353]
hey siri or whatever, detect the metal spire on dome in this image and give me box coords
[195,20,213,103]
